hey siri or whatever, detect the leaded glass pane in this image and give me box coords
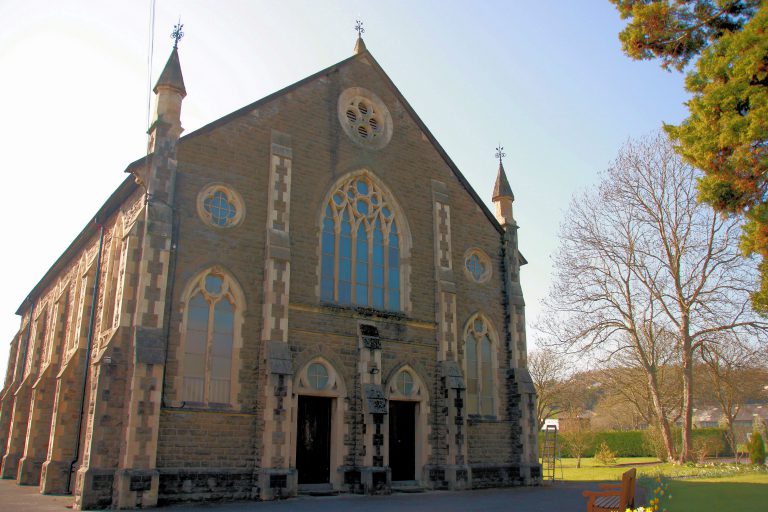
[466,335,478,413]
[308,363,329,390]
[183,376,204,402]
[205,274,223,295]
[213,299,234,347]
[339,211,352,305]
[321,207,336,302]
[204,191,236,226]
[209,378,230,403]
[481,335,493,415]
[372,218,385,308]
[398,371,414,396]
[183,294,208,402]
[185,294,208,358]
[355,224,369,306]
[466,254,483,281]
[321,176,403,312]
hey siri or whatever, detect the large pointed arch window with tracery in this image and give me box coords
[321,174,401,311]
[464,315,496,416]
[182,270,239,405]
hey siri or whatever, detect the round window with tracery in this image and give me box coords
[338,87,393,150]
[197,184,245,228]
[464,249,492,283]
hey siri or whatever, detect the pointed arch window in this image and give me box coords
[320,174,401,311]
[181,269,242,405]
[464,316,496,416]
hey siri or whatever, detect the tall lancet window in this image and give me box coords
[320,174,401,311]
[181,269,242,405]
[464,315,497,416]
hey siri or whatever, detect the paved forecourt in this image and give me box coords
[0,479,602,512]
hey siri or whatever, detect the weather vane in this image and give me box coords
[172,20,184,49]
[495,144,506,165]
[355,19,365,38]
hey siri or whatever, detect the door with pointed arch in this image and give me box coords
[387,367,428,483]
[293,359,346,487]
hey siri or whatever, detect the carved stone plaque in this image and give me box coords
[363,384,387,414]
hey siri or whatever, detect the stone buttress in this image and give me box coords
[257,130,296,499]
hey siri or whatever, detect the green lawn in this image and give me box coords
[666,474,768,512]
[553,457,768,511]
[555,457,661,481]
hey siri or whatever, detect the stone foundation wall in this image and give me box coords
[156,410,256,469]
[467,420,514,464]
[157,468,253,504]
[469,463,522,489]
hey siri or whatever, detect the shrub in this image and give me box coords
[536,427,731,459]
[643,426,669,461]
[692,436,719,463]
[560,430,594,468]
[689,427,726,458]
[749,431,766,465]
[594,441,616,465]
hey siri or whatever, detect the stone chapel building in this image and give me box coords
[0,36,540,509]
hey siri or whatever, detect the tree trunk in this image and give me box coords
[680,332,694,462]
[646,367,676,461]
[725,417,739,463]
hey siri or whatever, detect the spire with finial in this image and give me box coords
[354,19,367,54]
[172,19,184,49]
[154,21,187,97]
[149,22,187,148]
[492,144,515,225]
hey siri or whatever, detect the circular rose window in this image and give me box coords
[338,87,393,150]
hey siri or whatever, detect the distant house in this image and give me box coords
[549,411,593,433]
[693,404,768,443]
[542,418,559,431]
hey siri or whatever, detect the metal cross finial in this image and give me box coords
[355,20,365,38]
[172,20,184,49]
[495,144,506,165]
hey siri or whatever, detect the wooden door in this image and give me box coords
[296,396,332,484]
[389,401,416,481]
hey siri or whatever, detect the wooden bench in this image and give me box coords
[582,467,636,512]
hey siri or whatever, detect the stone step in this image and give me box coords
[391,480,425,493]
[298,483,339,496]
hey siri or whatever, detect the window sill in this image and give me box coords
[163,401,241,413]
[467,414,501,424]
[319,301,407,320]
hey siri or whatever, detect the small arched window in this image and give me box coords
[464,315,496,416]
[320,174,402,311]
[181,269,242,405]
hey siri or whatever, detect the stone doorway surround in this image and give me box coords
[384,364,430,486]
[291,358,347,491]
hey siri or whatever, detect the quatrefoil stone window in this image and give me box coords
[464,248,492,283]
[197,183,245,228]
[338,87,393,150]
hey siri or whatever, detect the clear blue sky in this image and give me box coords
[0,0,689,380]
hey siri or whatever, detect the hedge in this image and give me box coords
[538,427,732,458]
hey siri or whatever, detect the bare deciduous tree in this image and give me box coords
[699,335,765,461]
[528,348,569,429]
[596,351,683,435]
[540,133,768,462]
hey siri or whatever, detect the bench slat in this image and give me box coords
[594,495,620,509]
